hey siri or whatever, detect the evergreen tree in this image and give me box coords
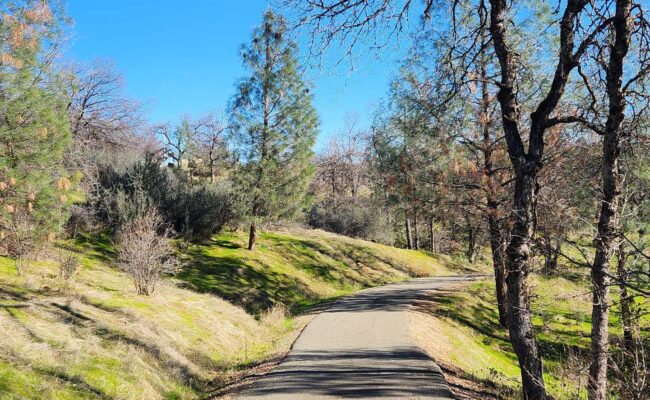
[0,1,72,274]
[230,10,319,251]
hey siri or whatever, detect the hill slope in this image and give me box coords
[0,228,479,400]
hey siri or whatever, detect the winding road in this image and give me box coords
[237,276,475,399]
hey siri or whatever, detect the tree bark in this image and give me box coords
[429,216,436,253]
[505,168,546,400]
[617,243,635,353]
[466,223,476,263]
[588,1,631,398]
[413,211,420,250]
[248,223,257,251]
[478,40,508,328]
[488,0,592,395]
[488,210,508,328]
[405,209,413,250]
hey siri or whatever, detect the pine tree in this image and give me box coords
[230,10,319,251]
[0,1,72,274]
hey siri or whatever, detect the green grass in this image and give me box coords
[0,227,477,400]
[412,273,648,399]
[178,228,480,315]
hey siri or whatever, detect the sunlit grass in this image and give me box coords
[411,272,649,399]
[0,226,472,399]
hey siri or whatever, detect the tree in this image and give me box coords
[572,1,650,396]
[66,60,143,146]
[195,113,229,184]
[283,1,640,398]
[229,10,319,251]
[157,117,197,172]
[395,17,512,326]
[116,210,179,295]
[0,0,72,274]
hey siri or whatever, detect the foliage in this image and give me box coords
[229,10,319,244]
[308,199,392,244]
[0,0,72,273]
[165,175,237,240]
[91,153,238,240]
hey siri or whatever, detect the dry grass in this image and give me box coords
[0,226,467,400]
[0,245,303,399]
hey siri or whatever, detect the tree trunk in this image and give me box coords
[488,210,508,328]
[466,223,476,263]
[617,243,634,353]
[429,217,436,253]
[15,255,23,276]
[413,211,420,250]
[405,209,413,250]
[588,1,631,398]
[248,223,257,251]
[504,167,546,400]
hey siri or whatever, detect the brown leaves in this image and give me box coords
[56,177,71,191]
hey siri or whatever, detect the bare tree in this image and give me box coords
[116,211,180,295]
[568,1,650,396]
[66,60,143,145]
[195,113,229,184]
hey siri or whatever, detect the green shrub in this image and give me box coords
[88,153,238,240]
[308,199,392,243]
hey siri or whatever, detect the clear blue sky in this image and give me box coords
[65,0,410,150]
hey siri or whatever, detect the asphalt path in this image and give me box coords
[237,276,475,399]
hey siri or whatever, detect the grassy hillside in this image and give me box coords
[0,227,478,400]
[178,228,480,314]
[411,275,649,399]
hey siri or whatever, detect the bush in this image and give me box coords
[59,251,80,281]
[165,176,237,240]
[89,153,238,240]
[93,153,168,228]
[308,199,392,243]
[116,211,179,295]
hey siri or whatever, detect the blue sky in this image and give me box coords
[65,0,410,150]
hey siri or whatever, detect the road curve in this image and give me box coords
[237,276,474,400]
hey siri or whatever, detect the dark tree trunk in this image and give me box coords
[617,243,635,353]
[540,236,557,275]
[248,223,257,251]
[488,209,508,328]
[413,211,420,250]
[405,210,413,250]
[505,168,546,400]
[488,0,592,395]
[478,40,508,328]
[466,224,476,263]
[588,1,631,398]
[429,217,436,253]
[488,4,546,392]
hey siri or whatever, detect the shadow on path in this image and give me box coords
[240,347,451,399]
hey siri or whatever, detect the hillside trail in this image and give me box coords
[236,276,478,399]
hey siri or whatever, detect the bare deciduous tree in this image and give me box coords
[116,211,180,295]
[66,60,143,145]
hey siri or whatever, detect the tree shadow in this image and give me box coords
[238,347,454,399]
[177,246,320,315]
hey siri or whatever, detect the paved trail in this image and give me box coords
[238,276,475,400]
